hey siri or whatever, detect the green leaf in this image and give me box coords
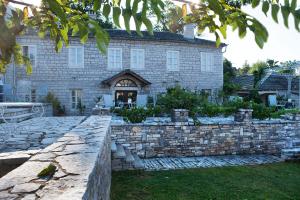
[45,0,67,24]
[123,9,131,33]
[207,0,225,20]
[103,4,111,19]
[55,39,63,52]
[291,0,297,11]
[219,25,227,39]
[281,6,290,28]
[113,7,121,27]
[252,0,260,8]
[132,0,140,15]
[60,26,69,44]
[143,18,153,35]
[294,10,300,31]
[255,35,264,49]
[215,32,221,47]
[95,32,108,53]
[271,4,280,23]
[93,0,101,11]
[262,1,269,16]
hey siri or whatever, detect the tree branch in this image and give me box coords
[4,0,34,7]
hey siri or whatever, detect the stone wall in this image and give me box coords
[0,116,112,200]
[111,119,300,158]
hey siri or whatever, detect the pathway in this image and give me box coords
[143,155,284,171]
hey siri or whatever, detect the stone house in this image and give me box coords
[233,73,299,107]
[2,25,225,115]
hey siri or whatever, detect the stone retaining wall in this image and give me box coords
[0,116,111,200]
[111,120,300,158]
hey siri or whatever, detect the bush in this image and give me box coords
[43,92,65,116]
[156,86,206,115]
[119,107,149,123]
[251,103,275,120]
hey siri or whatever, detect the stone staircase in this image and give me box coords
[1,108,36,123]
[281,139,300,161]
[111,141,144,171]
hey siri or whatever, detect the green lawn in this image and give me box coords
[111,162,300,200]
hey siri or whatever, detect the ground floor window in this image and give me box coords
[31,89,36,102]
[115,90,137,108]
[0,85,3,102]
[71,89,82,109]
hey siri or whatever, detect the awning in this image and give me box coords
[101,69,151,87]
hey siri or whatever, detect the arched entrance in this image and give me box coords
[114,79,138,107]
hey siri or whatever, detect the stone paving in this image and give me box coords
[0,116,85,153]
[0,116,112,200]
[143,155,284,171]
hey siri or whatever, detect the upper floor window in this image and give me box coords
[166,51,179,71]
[108,48,122,70]
[201,52,214,72]
[22,45,37,67]
[71,89,82,109]
[68,46,84,68]
[131,49,145,69]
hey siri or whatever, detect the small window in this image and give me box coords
[115,79,137,87]
[166,51,179,71]
[22,45,37,67]
[31,89,36,102]
[131,49,145,69]
[0,85,3,102]
[68,46,84,68]
[71,89,82,109]
[108,48,122,69]
[201,52,214,72]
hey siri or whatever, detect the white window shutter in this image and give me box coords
[103,94,113,107]
[69,48,77,67]
[77,47,83,66]
[137,94,147,107]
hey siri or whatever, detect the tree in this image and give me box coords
[223,58,239,95]
[266,59,279,68]
[150,0,184,33]
[1,0,300,74]
[238,61,251,75]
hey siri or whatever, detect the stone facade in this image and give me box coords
[3,33,223,115]
[111,119,300,158]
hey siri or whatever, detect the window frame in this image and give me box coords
[166,50,180,71]
[130,49,145,70]
[71,89,83,110]
[68,46,84,68]
[22,45,37,67]
[107,48,122,70]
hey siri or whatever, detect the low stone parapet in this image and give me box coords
[0,116,111,200]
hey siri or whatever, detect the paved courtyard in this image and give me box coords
[143,155,284,171]
[0,117,85,153]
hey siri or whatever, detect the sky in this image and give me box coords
[11,0,300,68]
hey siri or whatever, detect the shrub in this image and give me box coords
[119,107,149,123]
[156,86,206,115]
[251,103,275,120]
[43,92,65,116]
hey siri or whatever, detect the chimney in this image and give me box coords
[183,23,196,39]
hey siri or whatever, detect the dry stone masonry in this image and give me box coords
[0,116,85,153]
[0,116,112,200]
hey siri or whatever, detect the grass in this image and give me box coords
[111,162,300,200]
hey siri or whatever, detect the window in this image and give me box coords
[131,49,145,69]
[31,89,36,102]
[0,85,3,102]
[166,51,179,71]
[108,48,122,69]
[201,52,214,72]
[71,89,82,109]
[115,79,137,87]
[22,45,37,67]
[68,46,84,68]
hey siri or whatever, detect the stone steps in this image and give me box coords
[111,141,144,170]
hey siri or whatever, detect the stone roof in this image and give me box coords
[106,29,226,47]
[233,74,299,92]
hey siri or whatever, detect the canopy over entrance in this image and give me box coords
[101,69,151,87]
